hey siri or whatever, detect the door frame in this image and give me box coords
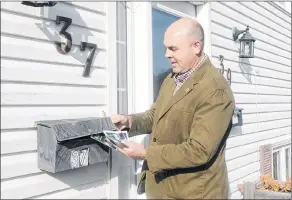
[126,1,204,114]
[125,2,207,199]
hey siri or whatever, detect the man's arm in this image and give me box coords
[145,89,235,173]
[128,103,156,137]
[127,74,172,137]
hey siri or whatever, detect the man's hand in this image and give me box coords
[118,141,147,160]
[111,114,132,130]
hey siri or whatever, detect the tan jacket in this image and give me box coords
[129,57,235,199]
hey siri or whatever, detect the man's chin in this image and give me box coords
[172,68,180,74]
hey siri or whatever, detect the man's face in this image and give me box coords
[164,31,201,74]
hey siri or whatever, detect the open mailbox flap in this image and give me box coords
[35,117,118,142]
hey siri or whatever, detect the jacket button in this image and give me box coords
[152,138,156,142]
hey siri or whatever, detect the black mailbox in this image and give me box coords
[232,107,243,127]
[35,117,117,173]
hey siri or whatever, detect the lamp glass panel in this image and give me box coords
[239,41,245,57]
[250,41,254,57]
[244,41,251,56]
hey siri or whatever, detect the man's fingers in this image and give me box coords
[110,115,123,130]
[117,147,128,156]
[122,141,136,146]
[118,142,129,149]
[110,115,122,123]
[112,125,125,131]
[117,147,124,153]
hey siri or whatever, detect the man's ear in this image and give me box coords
[192,41,202,55]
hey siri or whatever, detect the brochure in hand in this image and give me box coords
[91,130,129,151]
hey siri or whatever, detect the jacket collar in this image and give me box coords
[189,55,211,85]
[157,56,211,121]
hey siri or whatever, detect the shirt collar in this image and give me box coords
[173,54,208,84]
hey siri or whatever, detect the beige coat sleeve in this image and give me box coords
[128,103,156,137]
[146,89,235,173]
[128,74,171,137]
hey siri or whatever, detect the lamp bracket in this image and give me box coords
[232,26,249,41]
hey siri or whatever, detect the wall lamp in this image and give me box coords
[232,26,256,58]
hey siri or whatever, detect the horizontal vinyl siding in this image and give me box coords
[1,2,110,199]
[210,2,291,198]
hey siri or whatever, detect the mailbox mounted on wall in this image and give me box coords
[232,107,244,127]
[35,117,117,173]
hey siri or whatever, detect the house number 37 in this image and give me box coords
[21,3,97,77]
[55,15,97,77]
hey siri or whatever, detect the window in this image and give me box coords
[272,143,291,181]
[150,2,197,102]
[152,8,179,101]
[272,151,280,180]
[260,141,291,181]
[126,2,197,110]
[285,147,291,179]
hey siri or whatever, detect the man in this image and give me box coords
[111,18,235,199]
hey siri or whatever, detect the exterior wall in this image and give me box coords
[1,1,291,199]
[1,2,116,199]
[209,2,291,199]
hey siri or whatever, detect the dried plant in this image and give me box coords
[237,175,291,193]
[258,175,291,192]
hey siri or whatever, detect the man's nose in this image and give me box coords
[165,49,171,58]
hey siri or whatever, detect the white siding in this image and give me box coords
[210,2,291,198]
[1,2,113,199]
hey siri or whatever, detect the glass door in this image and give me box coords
[125,3,197,198]
[152,8,179,101]
[150,2,197,101]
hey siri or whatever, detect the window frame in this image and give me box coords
[272,141,291,181]
[272,149,281,180]
[126,2,208,115]
[151,2,197,19]
[284,146,291,179]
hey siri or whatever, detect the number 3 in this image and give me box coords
[55,15,72,54]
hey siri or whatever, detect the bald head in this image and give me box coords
[163,18,205,74]
[166,18,204,49]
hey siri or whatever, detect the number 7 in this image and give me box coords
[80,42,97,77]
